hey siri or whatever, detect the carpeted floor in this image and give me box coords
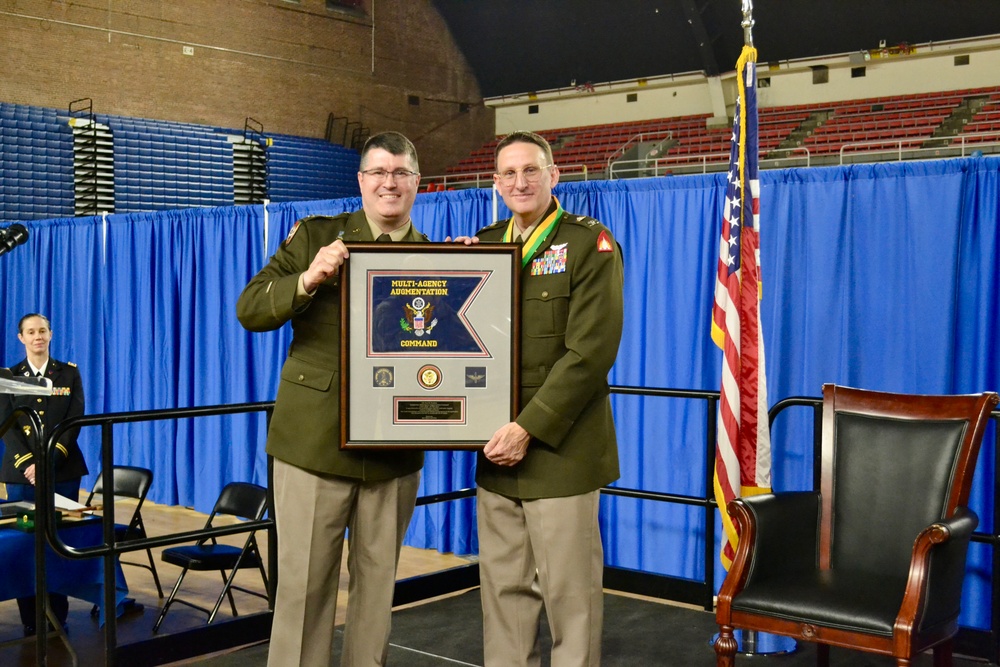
[189,589,993,666]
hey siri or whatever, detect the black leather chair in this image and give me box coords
[152,482,269,632]
[86,465,163,597]
[715,384,998,667]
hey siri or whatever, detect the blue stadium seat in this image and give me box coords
[2,101,362,217]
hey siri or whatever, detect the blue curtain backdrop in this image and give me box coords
[1,157,999,628]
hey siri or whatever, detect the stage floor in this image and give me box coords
[0,494,466,666]
[0,493,992,666]
[194,588,991,667]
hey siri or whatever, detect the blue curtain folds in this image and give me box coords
[1,157,999,628]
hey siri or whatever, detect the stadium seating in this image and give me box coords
[5,86,1000,220]
[961,101,1000,144]
[104,117,234,211]
[0,104,75,220]
[440,85,1000,183]
[266,133,361,202]
[0,102,360,222]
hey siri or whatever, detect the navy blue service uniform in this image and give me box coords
[1,358,87,485]
[1,357,87,635]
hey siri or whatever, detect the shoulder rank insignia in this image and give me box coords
[284,220,302,246]
[597,230,614,253]
[67,361,77,368]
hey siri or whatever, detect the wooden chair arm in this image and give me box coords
[893,507,978,655]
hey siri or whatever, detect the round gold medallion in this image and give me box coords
[417,364,442,390]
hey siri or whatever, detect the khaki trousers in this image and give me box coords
[267,458,420,667]
[477,487,604,667]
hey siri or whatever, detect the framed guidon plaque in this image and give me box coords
[340,243,520,449]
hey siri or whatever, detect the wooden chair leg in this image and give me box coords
[714,626,738,667]
[932,638,953,667]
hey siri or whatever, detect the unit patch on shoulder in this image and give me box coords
[284,220,302,246]
[596,230,614,253]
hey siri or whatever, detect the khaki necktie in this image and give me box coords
[376,233,392,242]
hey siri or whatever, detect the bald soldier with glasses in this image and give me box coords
[238,131,427,667]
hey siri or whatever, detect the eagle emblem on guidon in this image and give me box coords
[401,297,438,337]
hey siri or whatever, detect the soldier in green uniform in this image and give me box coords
[474,132,625,666]
[1,313,87,636]
[237,132,426,667]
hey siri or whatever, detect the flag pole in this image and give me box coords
[741,0,754,47]
[710,0,796,656]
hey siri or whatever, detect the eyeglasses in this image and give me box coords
[497,165,551,187]
[360,168,420,182]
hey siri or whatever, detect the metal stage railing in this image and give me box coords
[39,402,277,667]
[10,389,1000,664]
[599,386,722,609]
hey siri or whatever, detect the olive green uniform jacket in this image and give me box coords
[475,199,624,499]
[236,210,426,480]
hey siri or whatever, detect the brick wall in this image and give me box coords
[0,0,493,175]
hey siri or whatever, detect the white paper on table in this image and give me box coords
[54,492,89,511]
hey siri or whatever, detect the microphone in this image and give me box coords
[0,224,29,257]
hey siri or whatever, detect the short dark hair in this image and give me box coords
[360,131,419,173]
[495,131,555,170]
[18,313,50,333]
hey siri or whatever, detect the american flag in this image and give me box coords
[711,45,772,570]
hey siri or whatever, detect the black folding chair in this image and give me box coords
[86,466,163,597]
[152,482,269,632]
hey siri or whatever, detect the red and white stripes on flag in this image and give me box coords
[711,45,772,570]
